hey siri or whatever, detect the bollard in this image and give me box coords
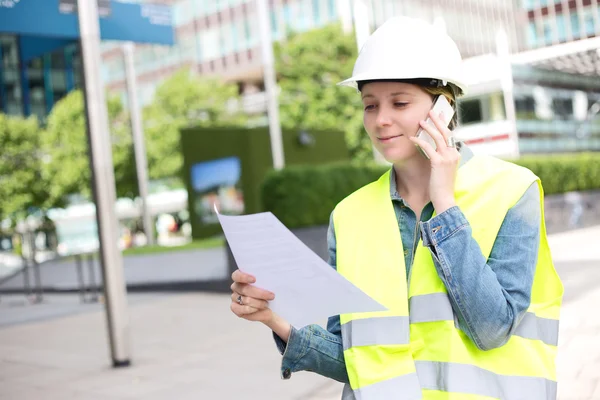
[29,233,43,303]
[88,253,99,302]
[31,258,43,303]
[75,254,87,303]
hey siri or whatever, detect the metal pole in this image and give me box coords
[21,233,32,298]
[75,254,87,303]
[27,228,42,303]
[496,28,520,159]
[123,42,155,246]
[256,0,285,170]
[30,233,43,303]
[88,253,99,302]
[77,0,131,367]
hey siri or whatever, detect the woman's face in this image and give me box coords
[361,81,434,163]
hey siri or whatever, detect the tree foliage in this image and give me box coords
[275,24,372,160]
[143,68,248,181]
[41,90,137,208]
[0,114,47,221]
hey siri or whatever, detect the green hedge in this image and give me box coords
[261,153,600,229]
[515,153,600,195]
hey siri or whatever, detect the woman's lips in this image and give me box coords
[377,134,403,142]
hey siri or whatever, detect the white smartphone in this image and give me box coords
[415,95,455,159]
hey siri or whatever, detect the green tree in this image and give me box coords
[143,68,247,181]
[0,114,47,221]
[275,24,371,160]
[41,90,137,208]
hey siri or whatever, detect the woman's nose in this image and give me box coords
[376,108,393,127]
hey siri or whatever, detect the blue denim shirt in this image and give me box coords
[273,147,541,383]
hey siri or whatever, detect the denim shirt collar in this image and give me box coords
[390,145,474,201]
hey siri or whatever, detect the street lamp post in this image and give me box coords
[256,0,285,170]
[77,0,131,367]
[123,42,155,246]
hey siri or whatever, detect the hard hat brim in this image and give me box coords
[337,73,468,96]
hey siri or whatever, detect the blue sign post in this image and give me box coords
[0,0,173,116]
[0,0,174,45]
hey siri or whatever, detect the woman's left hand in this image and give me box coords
[409,110,460,214]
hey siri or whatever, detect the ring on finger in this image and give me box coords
[446,136,457,148]
[236,294,243,305]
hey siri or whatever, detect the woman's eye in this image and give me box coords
[364,104,376,111]
[394,102,408,108]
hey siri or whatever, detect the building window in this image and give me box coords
[0,35,23,116]
[328,0,336,20]
[244,17,252,49]
[50,50,68,105]
[552,97,573,120]
[522,0,535,11]
[27,58,46,120]
[180,34,197,62]
[583,7,596,36]
[459,99,483,125]
[283,4,292,30]
[271,9,279,38]
[312,0,321,25]
[202,28,220,61]
[515,96,536,119]
[556,14,566,42]
[297,1,309,31]
[527,22,537,47]
[543,20,554,45]
[231,23,239,52]
[570,13,581,38]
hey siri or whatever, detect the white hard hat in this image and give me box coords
[338,16,468,96]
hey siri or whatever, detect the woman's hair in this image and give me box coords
[357,79,459,130]
[421,85,458,131]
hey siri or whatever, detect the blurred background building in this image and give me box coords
[3,0,598,155]
[99,0,527,113]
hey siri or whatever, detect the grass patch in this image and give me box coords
[122,236,225,257]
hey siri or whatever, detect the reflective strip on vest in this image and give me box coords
[342,316,410,351]
[342,361,557,400]
[409,294,559,346]
[341,373,422,400]
[416,361,557,400]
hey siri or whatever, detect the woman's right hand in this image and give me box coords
[230,269,275,323]
[230,269,292,342]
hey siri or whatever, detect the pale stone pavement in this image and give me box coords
[0,226,599,399]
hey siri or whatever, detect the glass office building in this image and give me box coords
[0,35,82,121]
[523,0,600,48]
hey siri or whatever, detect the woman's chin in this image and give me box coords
[378,145,419,164]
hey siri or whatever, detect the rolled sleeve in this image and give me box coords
[273,327,310,379]
[420,206,469,247]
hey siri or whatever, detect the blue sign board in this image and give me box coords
[0,0,174,45]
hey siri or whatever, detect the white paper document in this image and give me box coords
[217,211,387,328]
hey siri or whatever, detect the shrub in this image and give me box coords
[261,153,600,228]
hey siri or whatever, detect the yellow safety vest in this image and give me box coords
[333,155,563,400]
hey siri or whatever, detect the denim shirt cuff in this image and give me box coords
[273,330,288,355]
[273,326,309,379]
[420,206,469,247]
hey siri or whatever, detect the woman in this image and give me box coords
[230,17,563,400]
